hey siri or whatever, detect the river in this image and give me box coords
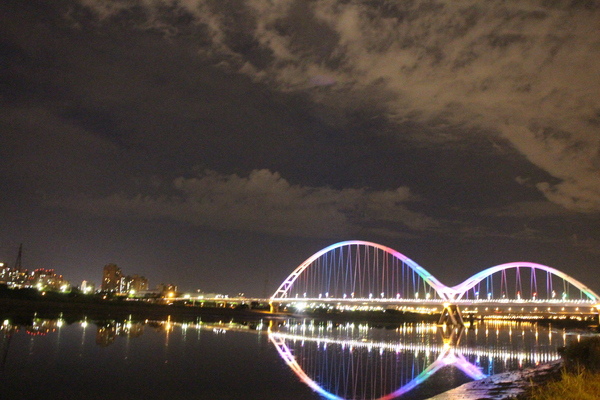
[0,315,582,400]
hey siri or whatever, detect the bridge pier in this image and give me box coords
[438,303,464,326]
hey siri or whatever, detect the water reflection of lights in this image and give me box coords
[0,316,577,399]
[269,329,485,400]
[268,321,564,400]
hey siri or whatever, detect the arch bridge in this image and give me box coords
[270,241,600,324]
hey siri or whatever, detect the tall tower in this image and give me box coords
[101,264,122,292]
[14,243,23,272]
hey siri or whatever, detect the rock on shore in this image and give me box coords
[428,359,562,400]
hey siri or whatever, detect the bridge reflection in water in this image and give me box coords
[268,320,565,400]
[0,316,573,400]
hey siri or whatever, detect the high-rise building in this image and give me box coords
[101,264,122,292]
[130,274,148,292]
[120,274,149,294]
[30,268,68,291]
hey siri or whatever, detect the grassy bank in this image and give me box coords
[526,369,600,400]
[522,336,600,400]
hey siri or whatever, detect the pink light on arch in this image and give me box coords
[271,241,599,303]
[269,331,486,400]
[270,240,450,300]
[451,261,600,301]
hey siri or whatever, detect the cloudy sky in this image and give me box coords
[1,0,599,296]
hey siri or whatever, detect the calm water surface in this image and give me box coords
[0,316,578,400]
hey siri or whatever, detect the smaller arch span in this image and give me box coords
[271,240,451,301]
[452,262,600,301]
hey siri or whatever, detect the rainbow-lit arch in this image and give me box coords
[452,261,600,301]
[270,240,450,300]
[268,331,485,400]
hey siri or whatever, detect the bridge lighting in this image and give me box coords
[351,292,355,298]
[325,292,329,298]
[319,293,322,299]
[369,293,373,299]
[426,293,431,300]
[415,293,419,299]
[303,293,307,298]
[552,291,556,298]
[488,293,492,300]
[343,294,347,299]
[396,293,400,299]
[381,292,384,298]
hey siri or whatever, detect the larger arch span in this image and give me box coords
[452,262,600,301]
[271,240,451,300]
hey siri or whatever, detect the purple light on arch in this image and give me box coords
[271,240,449,300]
[451,262,600,301]
[269,332,486,400]
[272,241,599,303]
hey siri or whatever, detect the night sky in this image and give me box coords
[1,0,599,296]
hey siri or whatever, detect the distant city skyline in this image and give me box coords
[1,1,599,297]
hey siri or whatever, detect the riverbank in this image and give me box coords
[0,295,440,325]
[2,294,597,329]
[429,359,564,400]
[430,334,600,400]
[0,296,275,322]
[0,285,450,325]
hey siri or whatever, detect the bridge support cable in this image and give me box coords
[271,242,600,320]
[271,240,448,302]
[452,262,600,303]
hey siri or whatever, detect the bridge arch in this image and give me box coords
[452,262,600,302]
[271,240,451,301]
[268,327,485,400]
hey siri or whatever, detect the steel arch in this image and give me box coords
[452,261,600,301]
[270,240,450,300]
[269,330,485,400]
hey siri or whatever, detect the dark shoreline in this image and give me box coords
[1,297,597,331]
[0,295,442,326]
[0,297,275,323]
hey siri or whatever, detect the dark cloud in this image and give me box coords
[55,169,435,238]
[1,0,599,294]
